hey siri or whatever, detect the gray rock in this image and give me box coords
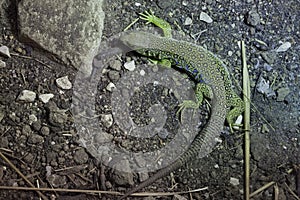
[56,76,72,90]
[111,159,134,186]
[109,59,122,71]
[0,60,6,68]
[0,45,10,57]
[18,0,105,76]
[124,60,136,71]
[200,12,213,23]
[39,93,54,103]
[17,90,36,102]
[245,9,260,26]
[100,114,113,128]
[22,124,32,135]
[276,87,291,101]
[73,148,89,164]
[40,126,50,136]
[46,174,67,188]
[28,133,44,144]
[276,42,291,52]
[48,108,68,127]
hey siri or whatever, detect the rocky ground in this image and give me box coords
[0,0,299,200]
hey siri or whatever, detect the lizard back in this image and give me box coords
[118,31,230,199]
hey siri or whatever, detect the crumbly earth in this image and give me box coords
[0,0,299,200]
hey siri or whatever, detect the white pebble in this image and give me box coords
[124,60,136,71]
[184,17,193,25]
[230,177,240,186]
[276,42,291,52]
[56,76,72,90]
[17,90,36,102]
[134,2,141,6]
[200,12,213,23]
[106,82,116,92]
[0,60,6,68]
[0,46,11,58]
[140,69,146,76]
[39,93,54,103]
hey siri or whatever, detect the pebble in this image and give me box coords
[124,60,135,71]
[28,133,44,144]
[276,42,291,52]
[40,126,50,136]
[39,93,54,103]
[73,148,89,164]
[28,114,38,125]
[184,17,193,25]
[245,10,260,26]
[276,87,290,101]
[230,177,240,186]
[106,82,116,92]
[17,90,36,102]
[56,76,72,90]
[46,174,67,187]
[256,78,276,97]
[111,159,134,186]
[0,45,11,57]
[110,59,122,71]
[0,60,5,68]
[108,70,120,81]
[48,109,68,127]
[200,12,213,23]
[100,114,113,128]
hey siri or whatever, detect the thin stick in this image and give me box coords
[250,181,275,197]
[0,152,48,200]
[0,185,208,197]
[10,53,52,69]
[241,41,251,200]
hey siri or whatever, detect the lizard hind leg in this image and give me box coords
[225,92,245,132]
[176,83,213,119]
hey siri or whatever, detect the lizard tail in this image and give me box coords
[118,159,182,200]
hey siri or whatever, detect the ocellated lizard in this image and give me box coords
[118,11,244,199]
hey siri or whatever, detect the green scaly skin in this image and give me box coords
[118,11,244,199]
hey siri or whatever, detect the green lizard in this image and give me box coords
[118,11,244,199]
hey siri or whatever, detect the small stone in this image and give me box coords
[276,42,291,52]
[17,90,36,102]
[22,124,32,135]
[73,148,89,164]
[106,82,116,92]
[245,10,260,26]
[56,76,72,90]
[184,17,193,25]
[230,177,240,186]
[110,59,122,71]
[256,78,276,97]
[31,120,41,131]
[111,159,134,186]
[28,114,37,125]
[48,109,68,127]
[276,87,290,101]
[46,174,67,188]
[0,46,11,58]
[200,12,213,23]
[0,60,5,68]
[108,70,120,81]
[40,126,50,136]
[39,93,54,103]
[101,114,113,128]
[28,133,44,144]
[124,60,135,71]
[182,0,188,6]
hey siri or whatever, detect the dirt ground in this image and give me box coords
[0,0,299,200]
